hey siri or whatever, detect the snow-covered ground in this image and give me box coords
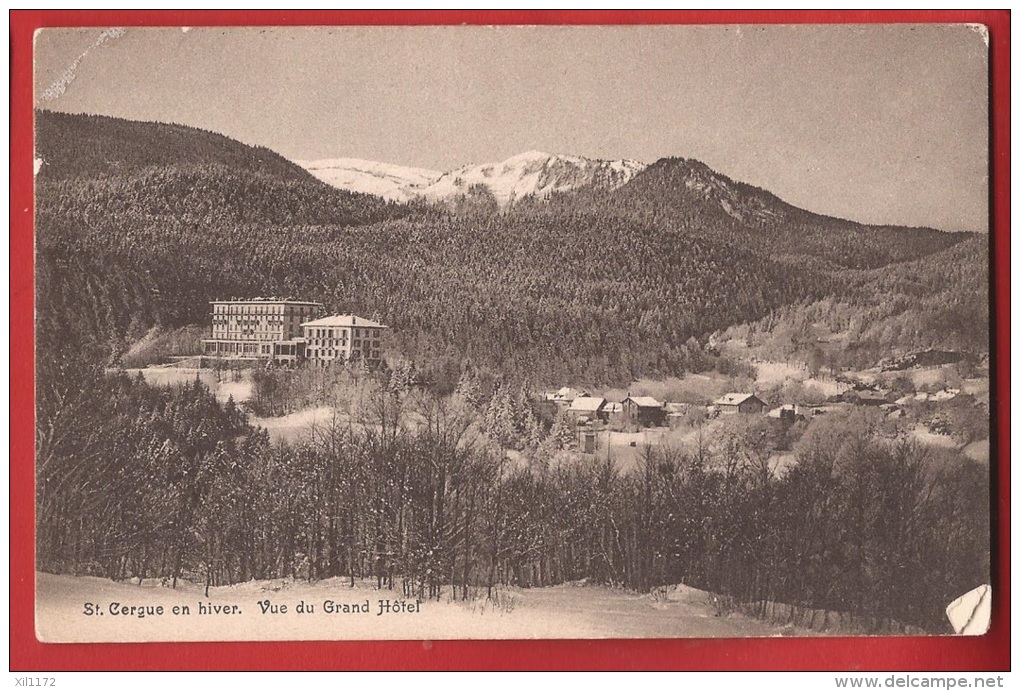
[36,572,798,642]
[908,425,958,449]
[250,406,338,444]
[126,367,254,404]
[963,439,990,464]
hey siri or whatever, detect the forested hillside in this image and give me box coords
[37,111,319,182]
[35,111,982,387]
[33,112,816,385]
[714,234,990,369]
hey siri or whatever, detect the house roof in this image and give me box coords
[855,390,888,401]
[569,397,606,412]
[625,396,662,408]
[603,402,623,413]
[714,393,761,406]
[301,314,387,329]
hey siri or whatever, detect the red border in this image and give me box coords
[10,10,1010,671]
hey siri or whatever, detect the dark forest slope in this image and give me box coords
[36,110,315,182]
[714,234,990,368]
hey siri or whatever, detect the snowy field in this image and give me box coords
[36,572,799,642]
[250,406,338,444]
[126,366,254,404]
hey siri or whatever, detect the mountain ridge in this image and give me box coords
[298,150,646,206]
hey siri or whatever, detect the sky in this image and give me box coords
[33,24,989,232]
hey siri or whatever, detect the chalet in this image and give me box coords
[567,396,606,423]
[713,393,767,415]
[804,403,852,417]
[622,396,666,428]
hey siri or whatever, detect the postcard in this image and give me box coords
[29,22,995,646]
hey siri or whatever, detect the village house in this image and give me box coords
[301,314,387,368]
[201,298,323,362]
[713,393,767,415]
[767,404,806,423]
[602,401,624,425]
[622,396,666,428]
[664,402,691,429]
[546,387,590,413]
[567,396,606,424]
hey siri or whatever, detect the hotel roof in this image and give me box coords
[301,314,388,329]
[210,298,323,305]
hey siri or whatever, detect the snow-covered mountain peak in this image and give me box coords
[422,152,647,207]
[297,151,648,207]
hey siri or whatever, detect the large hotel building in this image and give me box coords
[200,299,386,366]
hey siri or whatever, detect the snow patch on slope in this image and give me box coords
[420,151,646,207]
[297,158,441,202]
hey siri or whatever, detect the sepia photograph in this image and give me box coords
[29,22,994,645]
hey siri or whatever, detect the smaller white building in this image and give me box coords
[301,314,387,367]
